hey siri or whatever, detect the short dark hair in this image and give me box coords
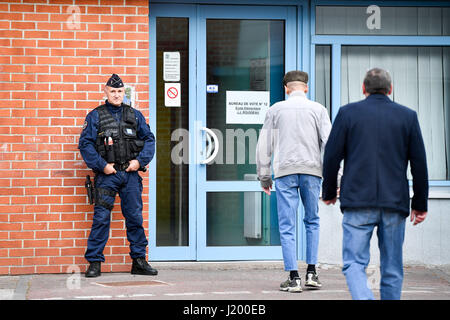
[363,68,392,95]
[283,70,308,86]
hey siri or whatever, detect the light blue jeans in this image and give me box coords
[342,208,406,300]
[275,174,321,271]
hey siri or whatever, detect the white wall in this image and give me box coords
[317,199,450,266]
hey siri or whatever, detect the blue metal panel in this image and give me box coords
[312,35,450,46]
[314,0,450,7]
[299,3,311,96]
[199,4,292,18]
[287,5,298,73]
[199,181,266,192]
[331,44,341,122]
[308,1,316,103]
[199,246,283,260]
[148,5,159,261]
[418,181,450,187]
[309,44,315,101]
[152,0,305,4]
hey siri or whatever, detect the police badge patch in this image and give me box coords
[82,121,88,130]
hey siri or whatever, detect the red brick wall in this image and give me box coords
[0,0,150,275]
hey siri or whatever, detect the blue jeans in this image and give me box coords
[85,171,148,262]
[342,208,406,300]
[275,174,321,271]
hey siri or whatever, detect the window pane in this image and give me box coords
[316,6,450,35]
[207,191,280,247]
[206,19,285,181]
[156,18,189,246]
[315,45,331,118]
[341,46,450,180]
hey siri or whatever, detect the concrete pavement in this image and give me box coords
[1,262,449,301]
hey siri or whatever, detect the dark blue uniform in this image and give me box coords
[79,100,155,262]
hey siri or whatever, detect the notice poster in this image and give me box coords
[226,91,270,124]
[163,52,180,82]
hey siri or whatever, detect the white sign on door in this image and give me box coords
[163,52,180,82]
[226,91,270,124]
[165,83,181,107]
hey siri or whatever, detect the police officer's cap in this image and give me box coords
[283,70,308,86]
[106,74,124,88]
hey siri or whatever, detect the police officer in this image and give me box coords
[79,74,157,277]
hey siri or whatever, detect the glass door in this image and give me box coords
[196,5,297,260]
[149,4,197,260]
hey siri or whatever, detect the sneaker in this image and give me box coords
[304,271,322,288]
[280,276,302,293]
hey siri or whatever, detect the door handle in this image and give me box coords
[201,127,219,164]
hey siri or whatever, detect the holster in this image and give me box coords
[85,175,95,205]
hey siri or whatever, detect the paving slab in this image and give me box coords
[0,262,448,301]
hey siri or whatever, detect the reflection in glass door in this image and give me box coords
[206,19,285,181]
[197,6,297,260]
[156,17,189,247]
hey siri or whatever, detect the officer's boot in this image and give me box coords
[131,257,158,276]
[85,261,101,278]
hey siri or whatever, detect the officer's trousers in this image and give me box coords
[85,170,148,262]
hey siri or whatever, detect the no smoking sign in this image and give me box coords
[164,83,181,107]
[167,86,178,98]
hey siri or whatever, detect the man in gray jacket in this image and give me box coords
[256,71,331,292]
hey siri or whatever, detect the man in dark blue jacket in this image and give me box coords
[322,68,428,300]
[79,74,157,277]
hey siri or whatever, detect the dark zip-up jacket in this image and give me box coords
[322,94,428,216]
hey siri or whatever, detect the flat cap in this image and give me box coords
[283,70,308,86]
[106,74,124,88]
